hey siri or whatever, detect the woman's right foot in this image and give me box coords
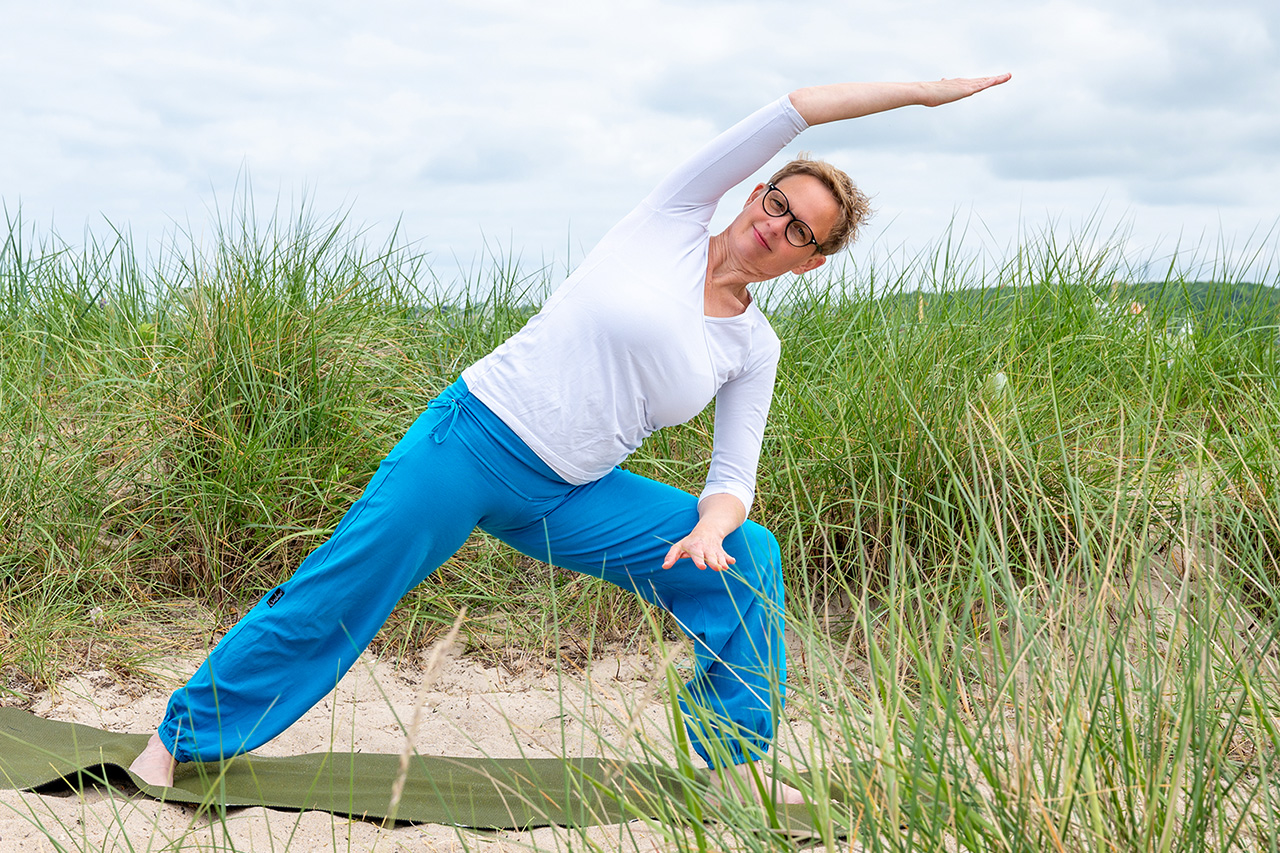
[128,733,177,787]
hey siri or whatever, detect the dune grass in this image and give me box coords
[2,205,1279,851]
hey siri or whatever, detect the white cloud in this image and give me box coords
[1,0,1275,286]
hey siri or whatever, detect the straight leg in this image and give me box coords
[158,399,495,763]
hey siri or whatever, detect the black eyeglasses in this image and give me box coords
[762,183,820,250]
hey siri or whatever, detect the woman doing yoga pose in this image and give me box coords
[131,74,1011,802]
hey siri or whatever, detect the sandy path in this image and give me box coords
[0,645,825,852]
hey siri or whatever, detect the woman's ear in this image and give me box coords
[743,183,767,210]
[790,254,827,276]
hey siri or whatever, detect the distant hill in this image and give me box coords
[884,280,1280,331]
[1122,280,1280,328]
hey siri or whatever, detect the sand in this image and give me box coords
[0,644,826,852]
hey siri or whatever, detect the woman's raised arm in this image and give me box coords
[788,74,1011,126]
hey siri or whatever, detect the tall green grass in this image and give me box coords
[2,206,1279,850]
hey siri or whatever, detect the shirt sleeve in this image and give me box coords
[698,338,781,516]
[642,96,809,225]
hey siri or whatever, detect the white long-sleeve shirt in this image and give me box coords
[462,96,808,514]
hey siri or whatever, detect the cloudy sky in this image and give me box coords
[4,0,1277,290]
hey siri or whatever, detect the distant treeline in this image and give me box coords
[881,280,1280,331]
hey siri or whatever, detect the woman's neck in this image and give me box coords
[704,234,753,317]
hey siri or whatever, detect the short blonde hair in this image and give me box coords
[768,154,871,255]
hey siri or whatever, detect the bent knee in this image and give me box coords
[729,522,782,593]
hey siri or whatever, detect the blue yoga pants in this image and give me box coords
[158,378,785,767]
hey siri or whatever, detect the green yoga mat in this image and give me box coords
[0,707,705,829]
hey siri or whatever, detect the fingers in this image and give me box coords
[923,73,1012,107]
[971,72,1012,92]
[661,540,737,571]
[942,73,1011,87]
[967,72,1012,85]
[661,542,684,570]
[694,548,726,571]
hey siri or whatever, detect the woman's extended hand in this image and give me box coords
[662,493,747,572]
[917,74,1012,107]
[789,73,1011,125]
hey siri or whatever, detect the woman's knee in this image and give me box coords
[728,521,782,597]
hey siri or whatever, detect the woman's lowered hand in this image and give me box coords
[662,493,747,572]
[663,529,737,572]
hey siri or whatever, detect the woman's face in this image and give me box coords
[729,174,839,278]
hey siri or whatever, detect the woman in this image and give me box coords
[131,74,1010,801]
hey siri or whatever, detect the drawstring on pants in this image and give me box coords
[426,397,461,444]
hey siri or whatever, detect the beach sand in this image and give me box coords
[0,644,827,851]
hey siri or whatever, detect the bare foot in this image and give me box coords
[713,760,807,806]
[129,733,177,788]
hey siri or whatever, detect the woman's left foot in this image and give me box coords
[128,733,177,788]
